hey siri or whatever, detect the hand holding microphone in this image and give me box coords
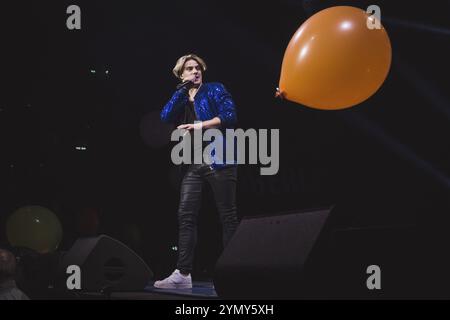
[177,74,197,90]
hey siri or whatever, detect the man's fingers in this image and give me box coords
[178,124,198,130]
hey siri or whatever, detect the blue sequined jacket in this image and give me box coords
[161,82,237,169]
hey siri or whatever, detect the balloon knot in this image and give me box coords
[275,88,285,99]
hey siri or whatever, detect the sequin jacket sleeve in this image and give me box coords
[160,87,189,124]
[213,83,237,128]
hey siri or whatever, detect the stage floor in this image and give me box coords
[66,281,219,300]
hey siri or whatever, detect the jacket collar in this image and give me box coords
[195,82,208,97]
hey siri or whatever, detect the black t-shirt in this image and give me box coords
[181,100,205,166]
[184,100,197,124]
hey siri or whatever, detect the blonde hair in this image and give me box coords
[172,54,207,79]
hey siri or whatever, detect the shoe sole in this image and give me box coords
[154,284,192,289]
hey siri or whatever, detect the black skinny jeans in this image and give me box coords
[177,164,238,274]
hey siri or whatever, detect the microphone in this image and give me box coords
[176,80,195,90]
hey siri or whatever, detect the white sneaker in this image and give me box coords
[154,269,192,289]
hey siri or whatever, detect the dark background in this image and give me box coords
[1,0,449,291]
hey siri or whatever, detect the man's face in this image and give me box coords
[180,59,203,85]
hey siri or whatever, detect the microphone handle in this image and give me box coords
[177,80,194,90]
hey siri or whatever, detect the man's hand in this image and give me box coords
[176,74,197,90]
[177,117,221,132]
[182,74,197,83]
[177,122,203,131]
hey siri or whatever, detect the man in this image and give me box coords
[154,54,239,289]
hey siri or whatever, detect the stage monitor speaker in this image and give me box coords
[213,207,334,299]
[59,235,153,292]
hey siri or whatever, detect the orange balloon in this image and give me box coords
[278,6,392,110]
